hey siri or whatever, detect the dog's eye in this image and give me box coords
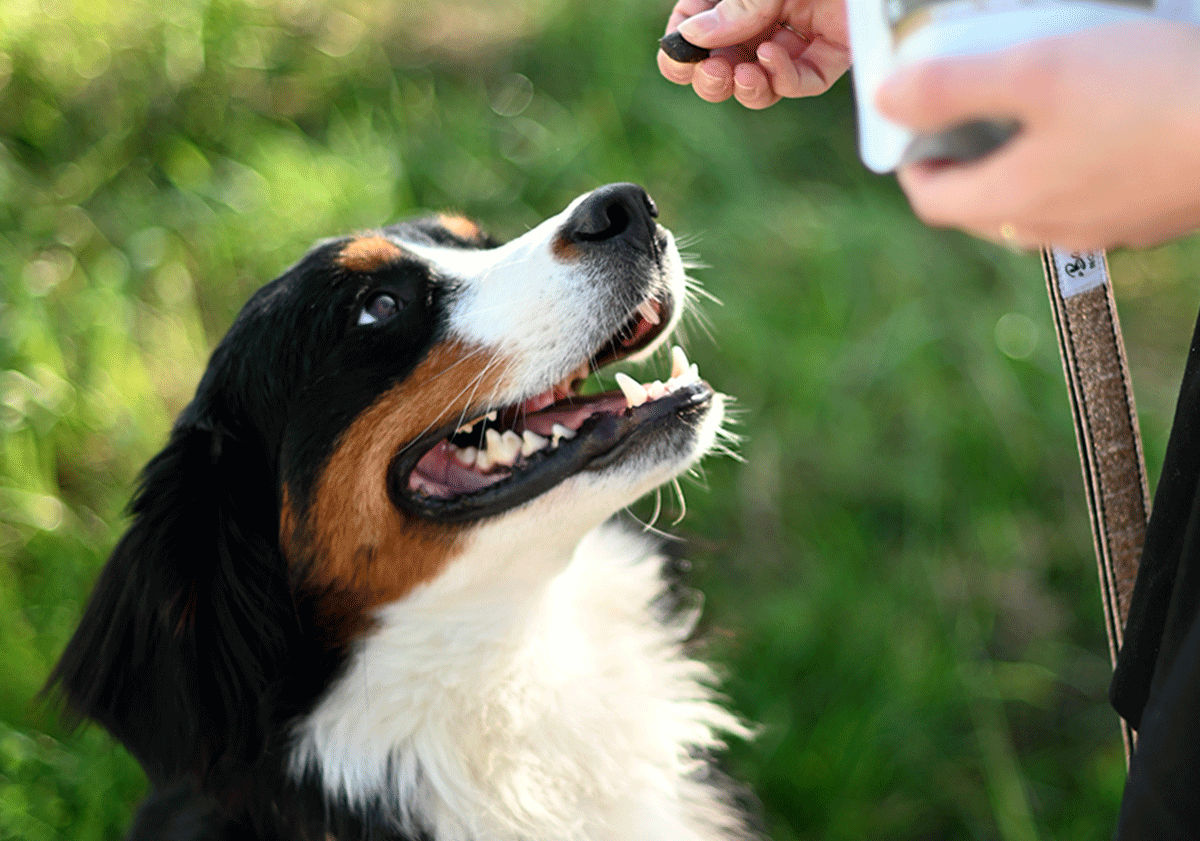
[358,292,401,326]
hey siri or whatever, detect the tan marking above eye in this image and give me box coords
[285,340,509,622]
[437,214,483,241]
[338,236,405,273]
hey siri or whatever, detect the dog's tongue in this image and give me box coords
[408,441,510,498]
[518,393,625,437]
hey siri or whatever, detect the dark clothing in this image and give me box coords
[1112,307,1200,838]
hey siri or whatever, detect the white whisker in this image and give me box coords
[669,478,687,526]
[646,487,663,529]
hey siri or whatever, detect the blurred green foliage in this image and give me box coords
[3,0,1200,838]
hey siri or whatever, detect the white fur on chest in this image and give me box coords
[289,521,747,841]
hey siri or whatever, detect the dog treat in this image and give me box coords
[659,31,710,63]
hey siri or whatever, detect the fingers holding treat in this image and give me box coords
[657,0,850,106]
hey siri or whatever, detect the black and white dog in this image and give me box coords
[51,184,754,840]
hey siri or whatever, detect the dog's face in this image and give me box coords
[200,183,723,624]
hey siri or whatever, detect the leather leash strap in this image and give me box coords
[1041,246,1148,760]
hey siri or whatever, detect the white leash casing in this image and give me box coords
[846,0,1167,172]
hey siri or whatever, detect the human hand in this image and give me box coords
[877,21,1200,250]
[657,0,850,109]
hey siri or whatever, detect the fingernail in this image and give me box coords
[677,10,718,42]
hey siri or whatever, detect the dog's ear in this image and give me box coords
[47,406,297,790]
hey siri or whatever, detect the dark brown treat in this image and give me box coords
[659,31,710,63]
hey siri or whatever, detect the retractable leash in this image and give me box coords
[1042,247,1148,762]
[832,0,1161,765]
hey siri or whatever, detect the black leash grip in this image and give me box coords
[900,119,1022,167]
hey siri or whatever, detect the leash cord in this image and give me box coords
[1041,246,1148,762]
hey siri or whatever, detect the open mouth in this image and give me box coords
[390,294,715,522]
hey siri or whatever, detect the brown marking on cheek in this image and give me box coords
[437,213,483,242]
[337,236,404,273]
[551,233,581,262]
[294,340,510,617]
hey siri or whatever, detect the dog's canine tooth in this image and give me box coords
[637,300,661,326]
[614,372,648,408]
[521,430,549,457]
[666,360,701,392]
[671,345,689,379]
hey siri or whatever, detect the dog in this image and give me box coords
[50,183,754,841]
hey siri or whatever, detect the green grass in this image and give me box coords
[3,0,1200,838]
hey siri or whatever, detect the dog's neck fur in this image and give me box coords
[290,519,747,841]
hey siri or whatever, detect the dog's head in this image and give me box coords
[51,184,725,801]
[272,182,725,617]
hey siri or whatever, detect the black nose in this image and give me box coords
[560,183,659,251]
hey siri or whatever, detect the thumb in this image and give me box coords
[876,52,1034,132]
[676,0,784,49]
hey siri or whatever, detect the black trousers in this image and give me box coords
[1112,307,1200,838]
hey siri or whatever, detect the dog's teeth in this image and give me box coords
[666,360,702,391]
[615,372,648,408]
[637,300,661,326]
[551,423,576,446]
[647,380,668,400]
[500,430,523,464]
[478,430,519,466]
[521,430,549,457]
[454,446,478,467]
[671,345,689,379]
[475,446,494,471]
[486,410,498,422]
[484,428,518,467]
